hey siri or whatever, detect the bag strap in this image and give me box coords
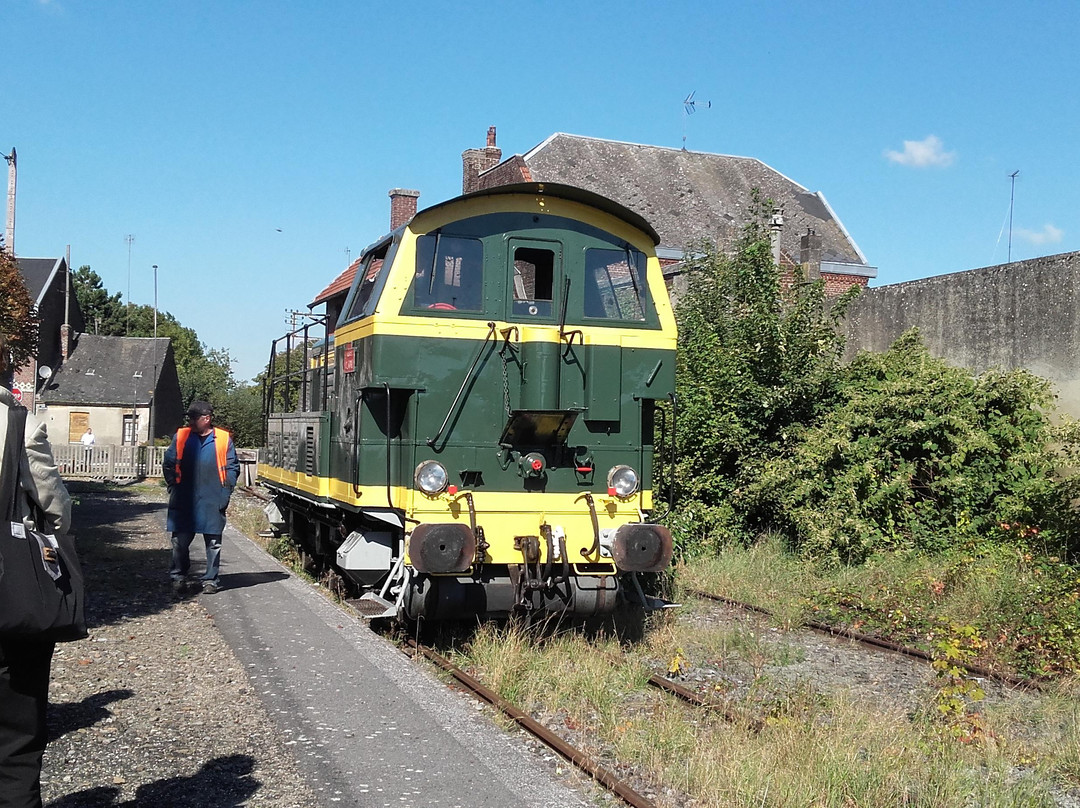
[1,405,28,523]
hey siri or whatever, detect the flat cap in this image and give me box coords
[186,400,214,417]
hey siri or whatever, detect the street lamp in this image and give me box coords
[151,264,158,438]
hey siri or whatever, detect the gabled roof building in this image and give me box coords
[310,129,876,327]
[13,255,84,408]
[465,129,876,296]
[38,334,182,445]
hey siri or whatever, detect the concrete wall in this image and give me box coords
[845,251,1080,415]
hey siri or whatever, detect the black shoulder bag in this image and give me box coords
[0,405,88,642]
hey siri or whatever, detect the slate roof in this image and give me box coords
[15,257,64,305]
[40,335,172,406]
[504,133,869,267]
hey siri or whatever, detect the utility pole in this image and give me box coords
[1008,170,1020,264]
[152,264,158,439]
[3,147,15,255]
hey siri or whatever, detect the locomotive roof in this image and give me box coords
[310,183,659,309]
[418,182,661,246]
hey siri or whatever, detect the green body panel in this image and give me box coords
[319,333,673,496]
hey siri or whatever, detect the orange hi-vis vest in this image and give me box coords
[174,427,232,486]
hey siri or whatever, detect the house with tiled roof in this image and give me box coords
[308,129,875,327]
[13,255,85,408]
[464,128,876,296]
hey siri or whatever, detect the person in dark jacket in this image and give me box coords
[163,401,239,595]
[0,372,72,808]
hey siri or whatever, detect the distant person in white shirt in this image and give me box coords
[80,428,95,447]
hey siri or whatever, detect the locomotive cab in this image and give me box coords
[260,183,676,621]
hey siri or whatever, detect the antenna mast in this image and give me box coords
[1007,170,1019,263]
[681,91,711,149]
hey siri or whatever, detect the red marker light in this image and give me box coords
[608,487,617,496]
[531,459,543,471]
[576,466,592,473]
[447,485,458,495]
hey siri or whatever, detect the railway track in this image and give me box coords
[240,484,1042,805]
[402,638,665,808]
[688,588,1040,691]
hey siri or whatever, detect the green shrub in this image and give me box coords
[745,333,1080,565]
[666,196,1080,568]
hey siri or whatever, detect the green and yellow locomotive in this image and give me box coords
[260,183,676,620]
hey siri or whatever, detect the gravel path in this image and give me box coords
[42,482,318,808]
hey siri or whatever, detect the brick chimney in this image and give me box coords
[461,126,502,194]
[389,188,420,230]
[800,228,822,281]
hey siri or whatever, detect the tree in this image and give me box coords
[73,266,125,335]
[666,194,857,551]
[0,249,38,383]
[668,194,1080,566]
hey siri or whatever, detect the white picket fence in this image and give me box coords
[53,445,259,483]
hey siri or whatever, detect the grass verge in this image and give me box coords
[450,617,1080,808]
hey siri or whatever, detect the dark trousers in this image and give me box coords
[0,638,54,808]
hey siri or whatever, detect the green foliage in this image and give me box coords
[668,193,857,554]
[73,266,125,335]
[746,333,1080,565]
[0,249,39,379]
[668,194,1080,571]
[928,623,989,744]
[72,265,264,446]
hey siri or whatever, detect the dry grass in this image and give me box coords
[452,617,1079,808]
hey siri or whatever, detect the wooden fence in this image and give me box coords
[54,445,259,483]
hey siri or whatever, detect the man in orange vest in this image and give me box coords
[163,401,239,595]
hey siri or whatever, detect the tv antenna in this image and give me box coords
[1007,170,1020,263]
[682,91,710,149]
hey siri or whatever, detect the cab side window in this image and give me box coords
[583,248,647,321]
[413,235,484,311]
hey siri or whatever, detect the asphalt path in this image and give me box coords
[201,524,591,808]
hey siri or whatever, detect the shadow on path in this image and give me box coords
[44,754,260,808]
[48,688,135,742]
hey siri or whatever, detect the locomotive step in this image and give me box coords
[346,592,397,619]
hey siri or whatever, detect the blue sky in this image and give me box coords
[4,0,1078,382]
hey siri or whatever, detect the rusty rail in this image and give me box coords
[404,639,659,808]
[688,588,1040,691]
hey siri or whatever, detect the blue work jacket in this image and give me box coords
[163,427,239,534]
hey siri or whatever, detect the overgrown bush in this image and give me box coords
[666,194,857,555]
[667,197,1080,567]
[745,333,1080,565]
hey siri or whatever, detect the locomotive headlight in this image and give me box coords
[607,465,639,498]
[415,460,449,494]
